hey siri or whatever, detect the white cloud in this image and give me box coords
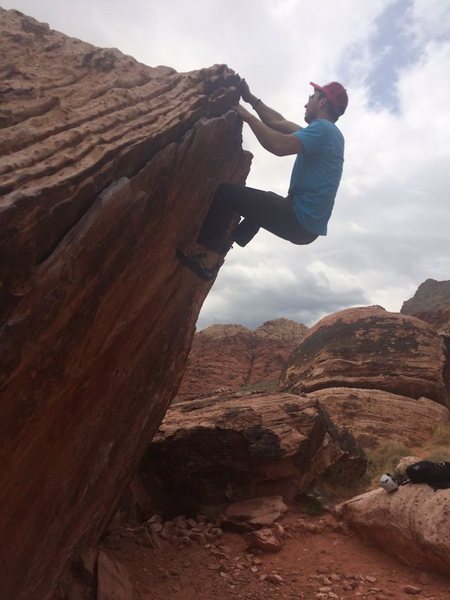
[404,0,450,42]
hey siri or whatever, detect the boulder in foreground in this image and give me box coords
[340,486,450,575]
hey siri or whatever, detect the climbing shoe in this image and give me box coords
[176,249,218,281]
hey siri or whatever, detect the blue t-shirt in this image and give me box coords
[288,119,344,236]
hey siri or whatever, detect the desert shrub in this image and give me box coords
[294,492,325,516]
[419,422,450,462]
[241,380,278,394]
[425,446,450,462]
[366,441,411,478]
[320,472,371,501]
[431,422,450,446]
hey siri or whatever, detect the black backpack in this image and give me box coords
[405,461,450,491]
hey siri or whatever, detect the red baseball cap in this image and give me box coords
[310,81,348,117]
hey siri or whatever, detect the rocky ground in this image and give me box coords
[101,505,450,600]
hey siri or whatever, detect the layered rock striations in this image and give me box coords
[0,9,250,600]
[304,388,449,449]
[280,306,449,407]
[176,318,308,401]
[139,392,366,513]
[279,306,450,449]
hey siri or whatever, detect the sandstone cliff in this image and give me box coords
[0,9,250,600]
[176,318,308,401]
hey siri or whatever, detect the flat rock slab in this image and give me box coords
[304,387,450,449]
[340,486,450,575]
[224,495,288,531]
[245,527,282,553]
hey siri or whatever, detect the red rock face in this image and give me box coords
[0,10,250,600]
[279,306,449,408]
[176,319,308,401]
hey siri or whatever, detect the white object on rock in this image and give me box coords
[379,473,399,493]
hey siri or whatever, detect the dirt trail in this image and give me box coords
[104,507,450,600]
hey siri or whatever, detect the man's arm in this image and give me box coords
[234,104,302,157]
[240,79,301,134]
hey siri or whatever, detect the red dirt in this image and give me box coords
[103,506,450,600]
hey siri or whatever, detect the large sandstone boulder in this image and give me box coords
[279,306,449,408]
[176,318,308,401]
[139,392,366,513]
[341,486,450,575]
[0,9,250,600]
[305,388,450,449]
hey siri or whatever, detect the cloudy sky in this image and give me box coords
[3,0,450,329]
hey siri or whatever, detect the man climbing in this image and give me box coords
[177,79,348,281]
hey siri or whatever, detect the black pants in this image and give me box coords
[197,183,318,254]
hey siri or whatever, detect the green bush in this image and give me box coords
[425,446,450,462]
[366,441,411,478]
[431,422,450,446]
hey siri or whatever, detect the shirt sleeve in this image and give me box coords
[294,121,327,154]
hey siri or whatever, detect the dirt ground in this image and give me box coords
[103,505,450,600]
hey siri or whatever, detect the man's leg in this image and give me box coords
[177,183,316,280]
[215,183,317,246]
[196,184,237,254]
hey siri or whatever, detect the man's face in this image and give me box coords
[304,90,324,123]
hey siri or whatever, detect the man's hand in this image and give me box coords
[233,104,252,122]
[238,79,301,133]
[234,104,302,156]
[240,79,253,103]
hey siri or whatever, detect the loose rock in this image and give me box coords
[404,585,423,595]
[245,528,283,553]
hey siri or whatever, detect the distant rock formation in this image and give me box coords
[0,9,250,600]
[401,278,450,335]
[401,278,450,315]
[254,318,309,341]
[176,318,308,401]
[138,392,366,514]
[280,306,449,408]
[341,486,450,575]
